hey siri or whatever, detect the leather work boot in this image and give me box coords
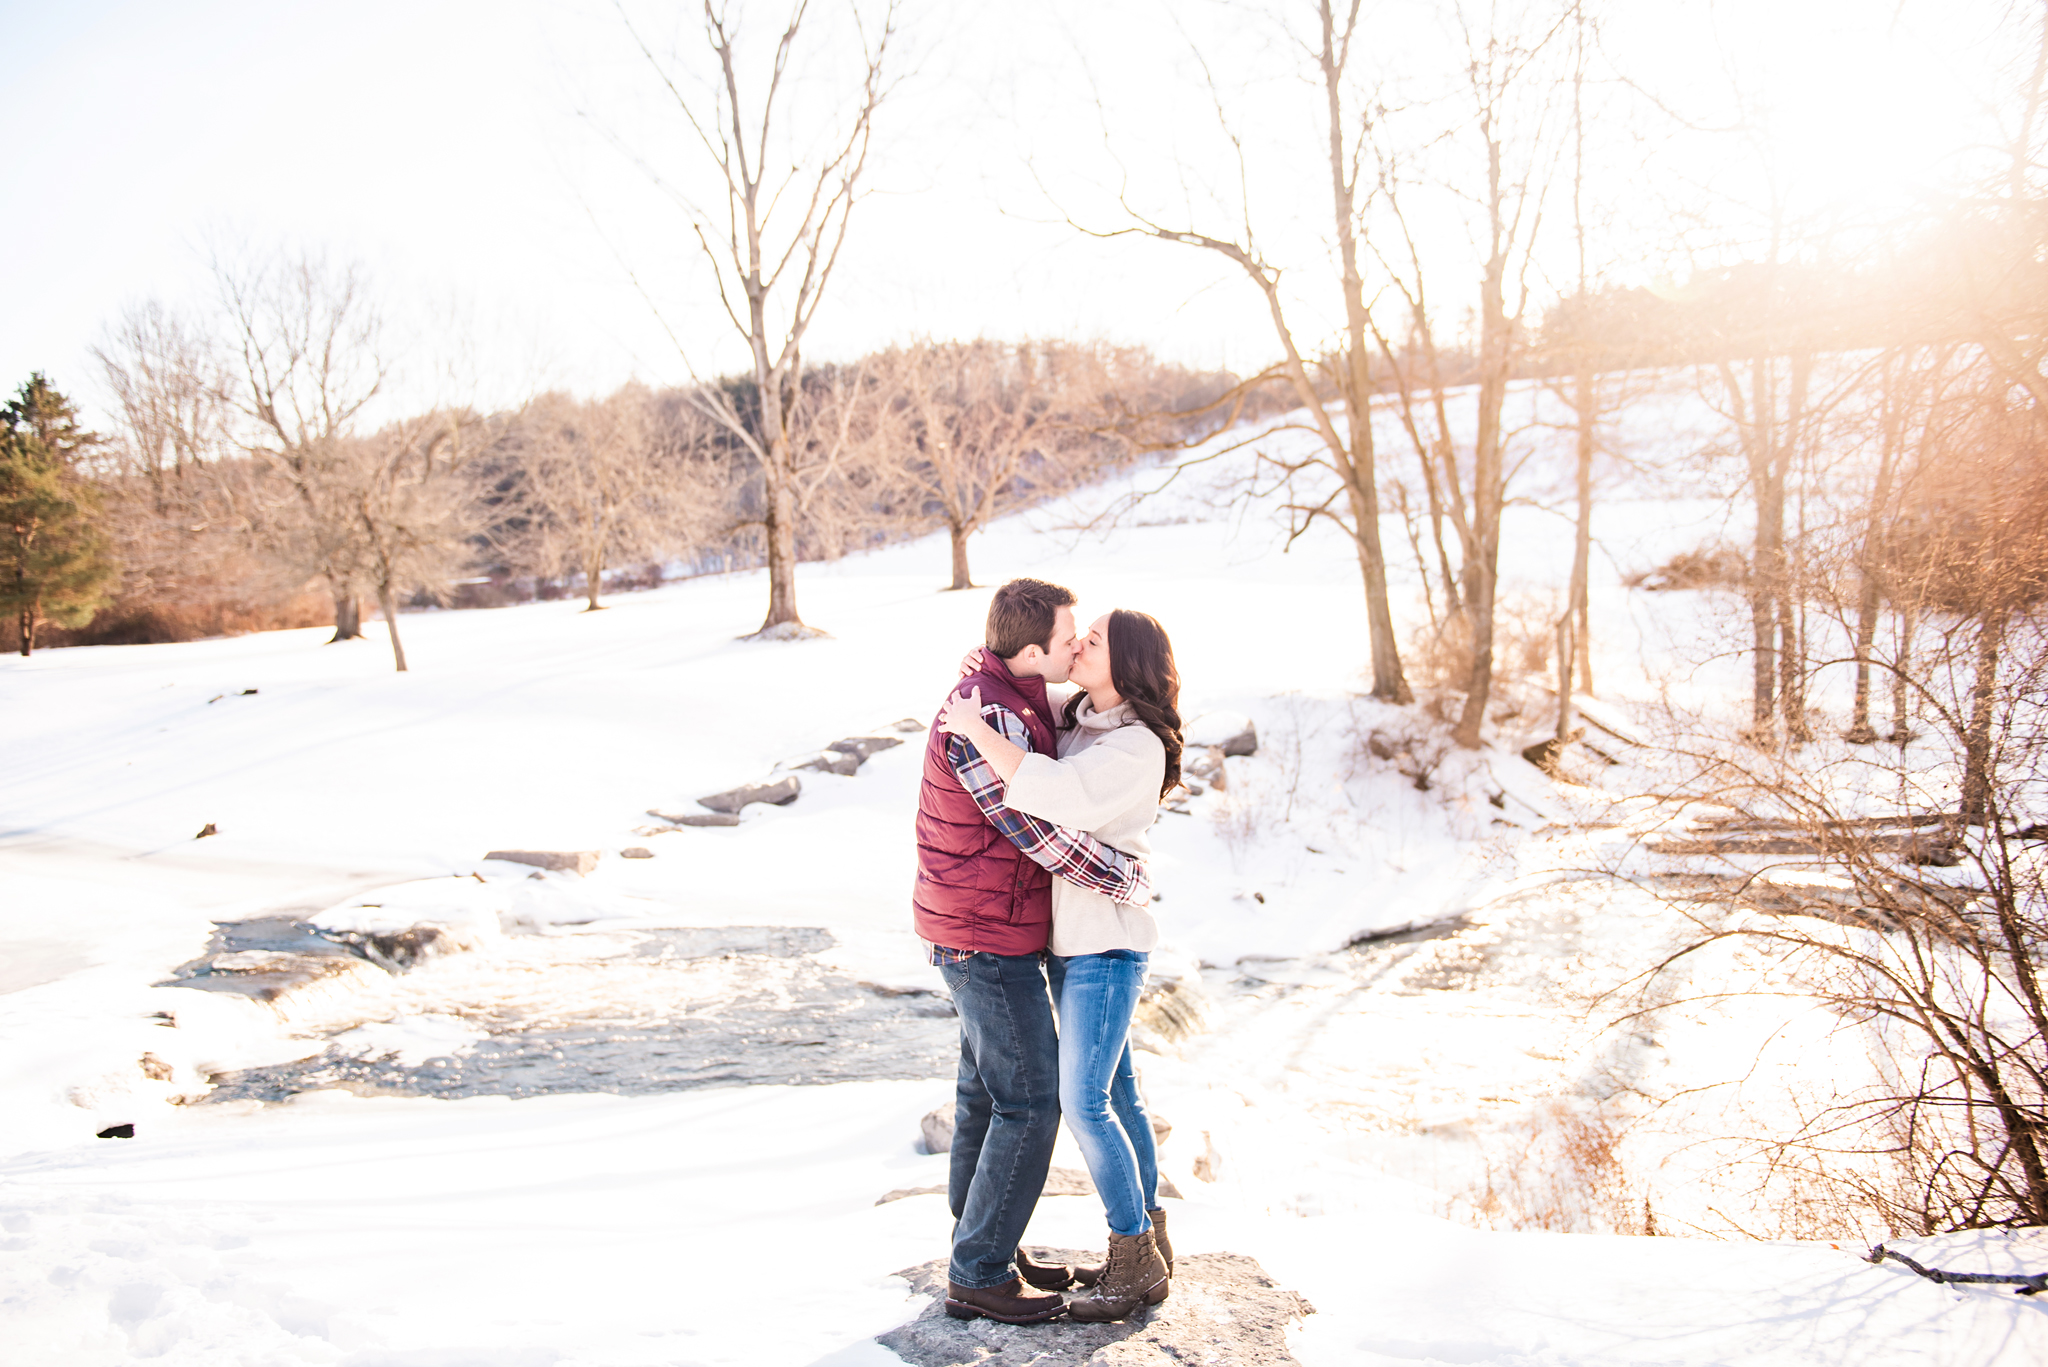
[1074,1207,1171,1286]
[944,1276,1067,1324]
[1064,1230,1169,1323]
[1016,1246,1075,1291]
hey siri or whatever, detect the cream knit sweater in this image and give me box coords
[1003,696,1164,956]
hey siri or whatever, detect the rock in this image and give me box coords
[1132,977,1209,1044]
[878,1250,1313,1365]
[828,734,904,760]
[644,810,743,828]
[322,924,482,973]
[484,850,601,876]
[781,749,861,776]
[1185,712,1257,757]
[920,1104,955,1154]
[97,1124,135,1140]
[620,847,654,859]
[1522,737,1564,774]
[696,775,801,814]
[139,1053,174,1082]
[1183,747,1228,792]
[195,822,218,839]
[160,918,394,1023]
[1150,1113,1172,1146]
[885,717,927,734]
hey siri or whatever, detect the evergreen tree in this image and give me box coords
[1,374,117,654]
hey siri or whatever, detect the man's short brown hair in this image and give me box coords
[986,577,1078,659]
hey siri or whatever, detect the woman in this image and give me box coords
[938,608,1184,1323]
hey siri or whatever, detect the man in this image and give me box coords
[913,577,1153,1325]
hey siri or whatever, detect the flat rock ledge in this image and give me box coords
[878,1250,1313,1367]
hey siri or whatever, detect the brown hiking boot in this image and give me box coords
[1064,1229,1169,1323]
[1074,1207,1170,1287]
[944,1276,1067,1324]
[1016,1246,1075,1291]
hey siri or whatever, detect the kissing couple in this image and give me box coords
[912,577,1185,1325]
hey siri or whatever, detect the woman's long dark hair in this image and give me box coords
[1062,608,1183,798]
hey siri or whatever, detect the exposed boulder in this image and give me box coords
[781,749,861,776]
[696,775,801,814]
[484,850,601,876]
[159,918,385,1014]
[1133,977,1210,1044]
[644,810,743,829]
[322,923,482,973]
[878,1250,1313,1365]
[1185,711,1257,757]
[1182,748,1228,793]
[619,847,654,859]
[829,734,904,760]
[921,1103,955,1155]
[884,717,927,733]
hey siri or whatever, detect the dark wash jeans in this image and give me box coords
[938,950,1062,1289]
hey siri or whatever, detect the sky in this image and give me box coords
[0,0,2018,428]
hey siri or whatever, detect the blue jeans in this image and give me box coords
[1048,949,1158,1236]
[938,951,1062,1289]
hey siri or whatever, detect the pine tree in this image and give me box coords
[1,374,117,655]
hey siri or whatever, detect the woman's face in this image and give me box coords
[1069,613,1116,696]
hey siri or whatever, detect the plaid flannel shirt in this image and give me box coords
[925,701,1153,966]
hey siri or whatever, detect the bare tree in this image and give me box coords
[879,338,1115,590]
[509,385,708,611]
[1077,0,1411,703]
[340,411,479,672]
[615,0,898,638]
[92,301,232,511]
[1373,1,1570,747]
[214,247,389,642]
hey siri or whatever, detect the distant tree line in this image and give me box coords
[0,252,1224,665]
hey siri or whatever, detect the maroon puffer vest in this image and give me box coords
[912,655,1060,955]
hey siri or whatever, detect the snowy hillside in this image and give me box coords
[3,387,2044,1365]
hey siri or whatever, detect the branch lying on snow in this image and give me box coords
[1866,1244,2048,1295]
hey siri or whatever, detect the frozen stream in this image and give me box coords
[180,918,962,1104]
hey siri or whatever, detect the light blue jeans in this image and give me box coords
[1048,949,1157,1236]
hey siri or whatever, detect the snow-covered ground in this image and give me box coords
[4,388,2044,1365]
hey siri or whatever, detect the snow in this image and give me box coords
[3,383,2044,1364]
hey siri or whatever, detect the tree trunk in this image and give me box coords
[1747,356,1783,739]
[1568,363,1596,699]
[1961,612,2001,825]
[1778,594,1807,743]
[1554,613,1575,744]
[1849,363,1903,743]
[1847,569,1883,743]
[377,581,409,673]
[1891,602,1916,743]
[757,437,803,632]
[584,545,605,612]
[1343,464,1411,704]
[948,523,973,591]
[1778,356,1813,743]
[17,602,33,657]
[330,588,362,643]
[1451,235,1510,750]
[1319,0,1409,705]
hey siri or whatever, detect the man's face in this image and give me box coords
[1034,606,1081,683]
